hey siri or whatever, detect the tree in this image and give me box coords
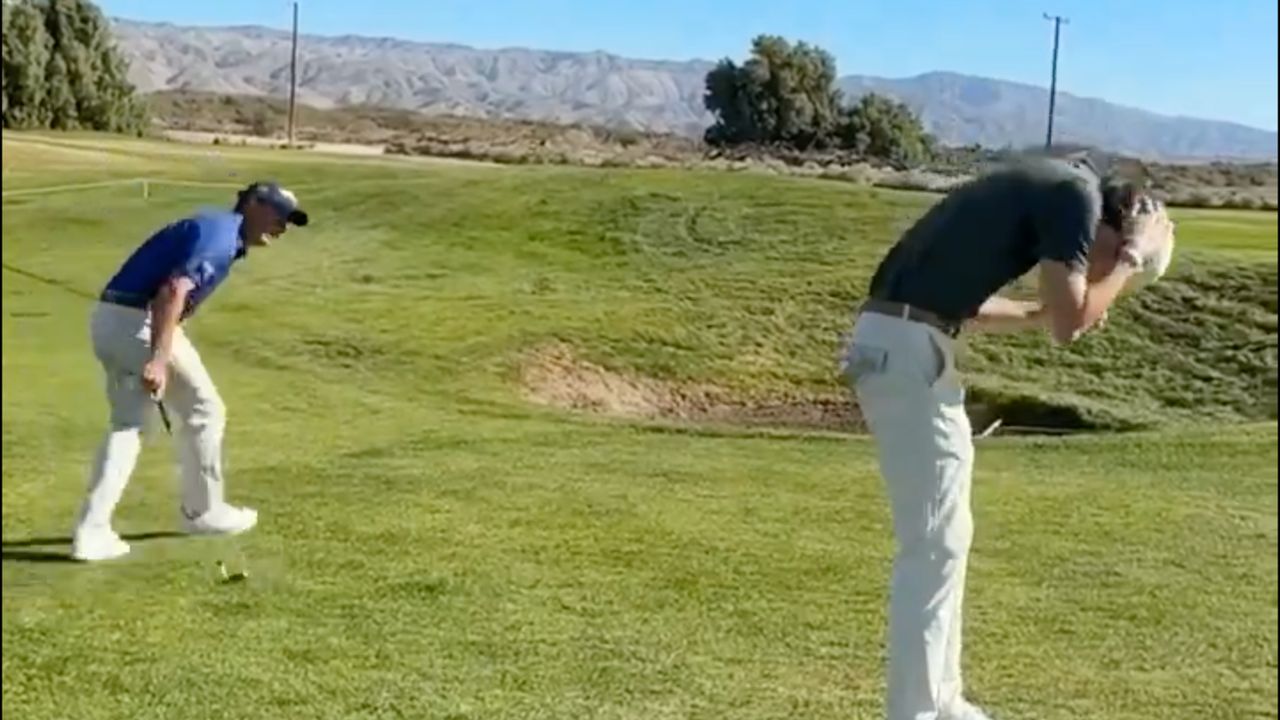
[703,35,843,149]
[836,93,935,166]
[2,0,143,133]
[703,36,936,164]
[2,2,8,119]
[2,0,53,129]
[248,108,276,138]
[62,0,145,131]
[704,60,752,145]
[44,52,77,128]
[41,0,80,128]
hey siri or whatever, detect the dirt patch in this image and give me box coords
[519,344,863,433]
[157,130,499,168]
[519,344,1110,437]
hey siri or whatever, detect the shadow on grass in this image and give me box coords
[1,531,183,563]
[1,550,77,564]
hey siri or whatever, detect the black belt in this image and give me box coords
[99,289,151,310]
[860,298,962,338]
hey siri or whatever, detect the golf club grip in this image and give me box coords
[155,398,172,434]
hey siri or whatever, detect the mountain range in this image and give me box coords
[108,18,1278,162]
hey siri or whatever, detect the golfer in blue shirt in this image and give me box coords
[71,181,309,562]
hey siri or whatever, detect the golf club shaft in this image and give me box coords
[155,397,171,434]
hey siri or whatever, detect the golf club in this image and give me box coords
[153,394,172,435]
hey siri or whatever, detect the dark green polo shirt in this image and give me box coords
[867,156,1103,322]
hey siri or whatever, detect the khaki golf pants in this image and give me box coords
[74,301,228,533]
[842,311,975,720]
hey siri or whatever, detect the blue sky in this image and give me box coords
[99,0,1278,131]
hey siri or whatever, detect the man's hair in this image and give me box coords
[1100,178,1140,232]
[233,184,259,213]
[1101,177,1169,241]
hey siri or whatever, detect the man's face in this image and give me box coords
[242,198,289,247]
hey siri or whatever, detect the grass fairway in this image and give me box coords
[2,132,1277,720]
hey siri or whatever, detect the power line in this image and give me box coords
[288,1,300,147]
[1043,13,1069,149]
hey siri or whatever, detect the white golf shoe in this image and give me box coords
[71,527,131,562]
[181,503,258,536]
[944,700,996,720]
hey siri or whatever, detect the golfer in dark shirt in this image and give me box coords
[841,155,1175,720]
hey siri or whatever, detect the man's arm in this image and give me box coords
[969,295,1046,333]
[140,219,211,395]
[1038,257,1137,345]
[148,275,195,362]
[147,219,219,360]
[1030,178,1142,345]
[140,275,195,396]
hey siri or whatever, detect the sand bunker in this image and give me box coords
[520,343,1099,436]
[519,344,863,433]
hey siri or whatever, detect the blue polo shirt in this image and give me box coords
[101,210,247,320]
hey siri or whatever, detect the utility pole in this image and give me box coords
[287,1,300,146]
[1043,13,1068,149]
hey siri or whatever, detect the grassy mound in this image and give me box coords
[4,132,1276,433]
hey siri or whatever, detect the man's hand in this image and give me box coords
[142,357,168,397]
[1118,196,1176,283]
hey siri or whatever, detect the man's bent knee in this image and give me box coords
[188,394,227,430]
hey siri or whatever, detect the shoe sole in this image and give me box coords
[179,508,258,536]
[182,526,256,536]
[181,519,258,536]
[71,547,130,562]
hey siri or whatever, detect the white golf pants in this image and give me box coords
[74,301,228,534]
[842,311,975,720]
